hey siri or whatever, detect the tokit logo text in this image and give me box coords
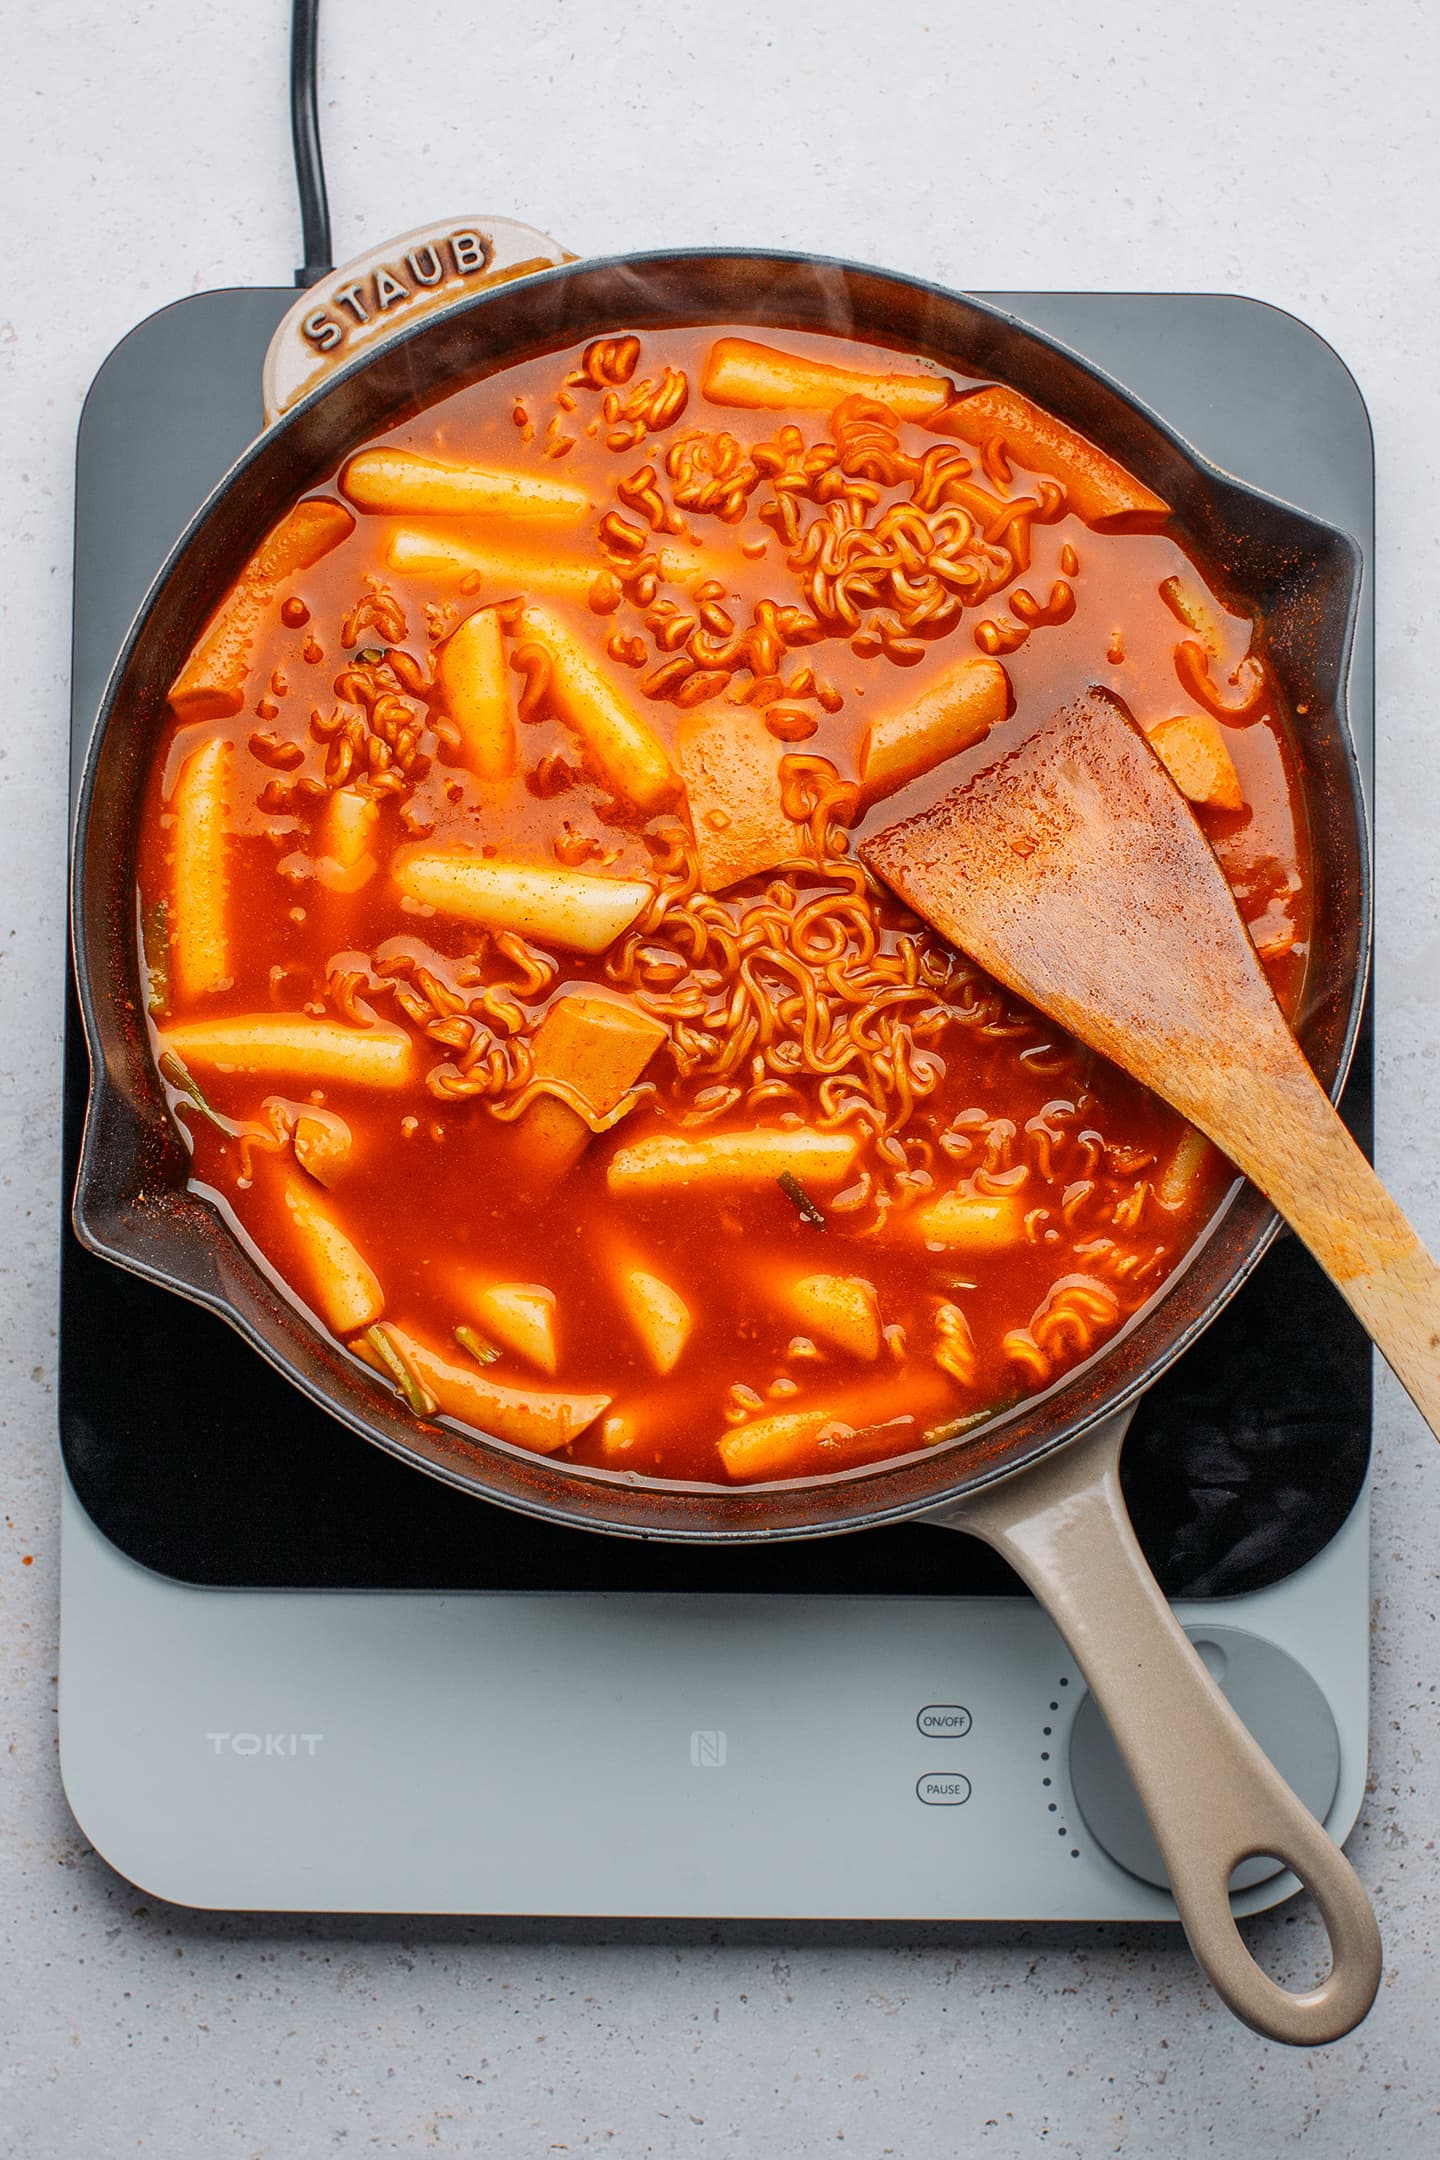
[205,1732,324,1758]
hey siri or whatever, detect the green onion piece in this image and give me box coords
[364,1324,437,1418]
[777,1170,826,1228]
[454,1324,502,1367]
[141,898,170,1017]
[926,1406,1000,1445]
[926,1393,1022,1446]
[157,1050,228,1134]
[355,645,386,665]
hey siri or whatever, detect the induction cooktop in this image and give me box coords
[58,282,1376,1919]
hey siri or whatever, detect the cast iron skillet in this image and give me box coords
[70,232,1375,2042]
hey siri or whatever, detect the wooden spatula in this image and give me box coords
[862,687,1440,1439]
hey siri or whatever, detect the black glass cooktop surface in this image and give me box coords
[60,285,1375,1597]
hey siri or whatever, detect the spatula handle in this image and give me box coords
[934,1409,1382,2045]
[1213,1061,1440,1440]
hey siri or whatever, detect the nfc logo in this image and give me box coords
[689,1729,728,1769]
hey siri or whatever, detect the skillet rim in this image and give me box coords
[68,247,1371,1541]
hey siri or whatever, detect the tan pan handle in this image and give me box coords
[261,215,575,423]
[932,1409,1381,2045]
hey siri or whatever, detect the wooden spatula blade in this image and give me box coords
[862,686,1440,1442]
[861,687,1296,1127]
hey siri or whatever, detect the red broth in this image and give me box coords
[137,325,1311,1486]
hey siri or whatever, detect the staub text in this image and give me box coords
[301,231,492,351]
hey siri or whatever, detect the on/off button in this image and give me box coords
[917,1703,972,1739]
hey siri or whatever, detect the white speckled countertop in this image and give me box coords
[4,0,1440,2151]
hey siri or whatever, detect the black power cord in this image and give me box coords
[290,0,333,286]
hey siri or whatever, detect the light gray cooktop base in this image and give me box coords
[60,1474,1369,1919]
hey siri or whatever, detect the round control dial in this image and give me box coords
[1067,1625,1341,1892]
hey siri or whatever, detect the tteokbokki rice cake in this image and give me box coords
[141,327,1310,1484]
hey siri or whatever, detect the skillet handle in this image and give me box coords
[931,1409,1381,2045]
[261,215,576,423]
